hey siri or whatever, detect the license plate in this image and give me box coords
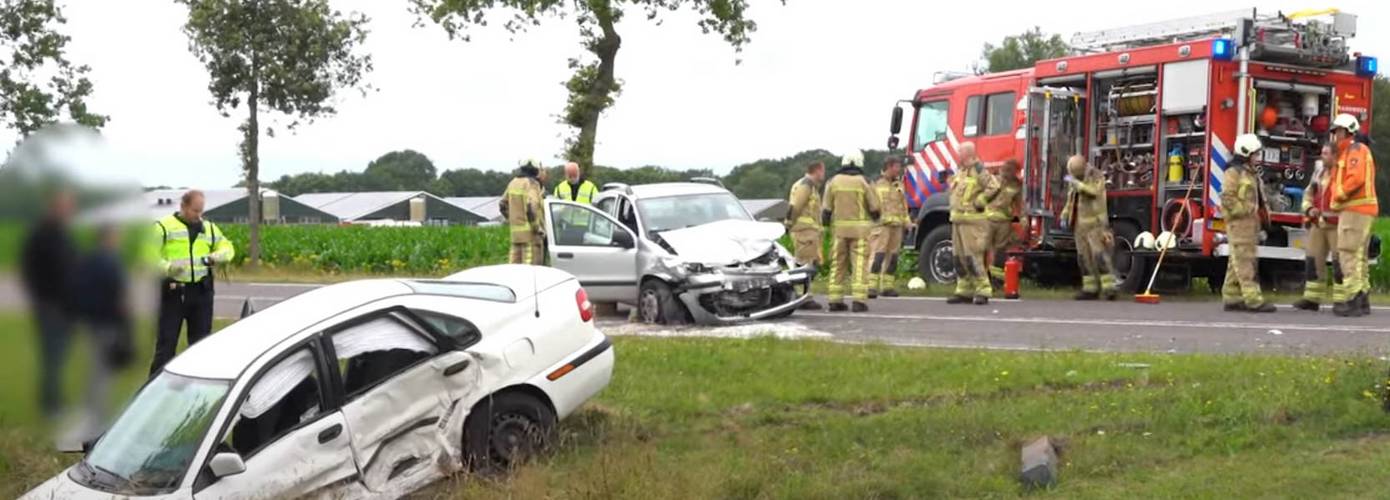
[774,272,792,283]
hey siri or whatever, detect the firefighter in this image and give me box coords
[869,156,912,298]
[947,142,993,305]
[554,161,599,204]
[1329,113,1377,317]
[983,159,1024,284]
[1219,134,1277,313]
[1060,155,1118,301]
[1293,145,1340,311]
[822,150,881,312]
[785,161,826,310]
[148,190,235,376]
[500,158,546,265]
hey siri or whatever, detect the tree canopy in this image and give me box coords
[980,26,1068,73]
[0,0,106,137]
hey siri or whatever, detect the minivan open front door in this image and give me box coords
[1022,86,1087,247]
[544,200,639,303]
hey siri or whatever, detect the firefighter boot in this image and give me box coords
[1361,292,1372,316]
[946,295,971,304]
[1333,300,1360,317]
[1102,289,1118,301]
[868,289,879,299]
[827,301,849,312]
[973,295,989,305]
[1223,302,1247,312]
[1249,302,1277,313]
[851,301,869,313]
[1291,299,1320,312]
[799,299,824,311]
[881,289,899,298]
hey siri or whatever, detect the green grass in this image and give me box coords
[5,312,1390,498]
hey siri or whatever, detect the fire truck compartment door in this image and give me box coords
[1162,60,1210,113]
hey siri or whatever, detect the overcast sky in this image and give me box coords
[5,0,1386,188]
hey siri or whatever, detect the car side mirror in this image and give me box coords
[209,452,246,478]
[611,230,635,249]
[57,437,97,454]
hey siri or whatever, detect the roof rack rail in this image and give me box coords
[600,182,632,195]
[690,177,725,188]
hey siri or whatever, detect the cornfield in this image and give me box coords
[220,224,511,274]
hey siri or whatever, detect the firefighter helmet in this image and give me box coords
[1155,231,1177,250]
[519,158,543,169]
[1135,231,1156,250]
[1066,155,1087,178]
[1331,113,1360,134]
[1233,134,1263,159]
[841,150,864,168]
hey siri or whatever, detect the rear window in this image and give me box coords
[406,281,516,303]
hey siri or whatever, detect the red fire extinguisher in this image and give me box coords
[1003,256,1022,299]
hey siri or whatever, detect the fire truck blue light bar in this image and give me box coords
[1357,56,1378,77]
[1212,38,1234,61]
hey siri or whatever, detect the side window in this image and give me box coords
[414,309,482,346]
[914,100,950,147]
[596,197,616,216]
[963,95,983,137]
[985,92,1016,136]
[222,346,325,458]
[617,198,640,234]
[551,205,621,247]
[332,316,439,399]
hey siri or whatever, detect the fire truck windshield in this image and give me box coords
[913,101,949,149]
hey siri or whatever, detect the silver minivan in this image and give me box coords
[543,182,814,324]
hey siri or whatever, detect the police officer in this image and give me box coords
[947,142,992,305]
[149,190,235,376]
[1328,114,1377,317]
[822,150,881,312]
[868,157,911,298]
[785,161,826,310]
[554,161,599,204]
[983,159,1023,284]
[1220,135,1277,313]
[500,158,546,265]
[1060,156,1119,301]
[1293,145,1340,312]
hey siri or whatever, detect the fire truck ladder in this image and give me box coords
[1070,8,1263,52]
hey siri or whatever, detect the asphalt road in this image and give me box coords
[4,280,1388,355]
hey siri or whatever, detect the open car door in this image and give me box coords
[544,200,639,303]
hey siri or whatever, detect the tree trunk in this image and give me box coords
[568,3,621,172]
[245,75,261,268]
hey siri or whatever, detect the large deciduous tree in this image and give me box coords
[980,26,1069,73]
[0,0,106,138]
[411,0,770,172]
[176,0,371,267]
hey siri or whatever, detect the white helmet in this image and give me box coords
[1155,231,1177,250]
[841,150,865,168]
[907,276,927,290]
[519,157,542,169]
[1233,133,1263,159]
[1331,113,1360,134]
[1134,231,1156,250]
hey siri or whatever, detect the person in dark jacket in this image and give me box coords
[20,190,78,418]
[73,224,134,429]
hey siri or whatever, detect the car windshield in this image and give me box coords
[638,193,750,233]
[78,373,230,494]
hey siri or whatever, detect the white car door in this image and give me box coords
[195,344,357,499]
[330,313,459,493]
[545,200,639,302]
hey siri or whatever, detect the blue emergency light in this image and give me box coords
[1357,55,1379,77]
[1212,38,1235,61]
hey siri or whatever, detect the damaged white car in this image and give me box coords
[544,182,815,324]
[23,265,613,500]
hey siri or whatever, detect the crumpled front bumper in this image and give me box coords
[674,264,816,324]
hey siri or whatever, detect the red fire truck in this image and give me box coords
[888,8,1379,292]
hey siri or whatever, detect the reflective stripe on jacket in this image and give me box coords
[786,176,822,231]
[152,214,234,283]
[873,177,909,226]
[554,179,599,204]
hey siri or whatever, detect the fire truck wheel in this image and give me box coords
[1111,221,1142,292]
[917,225,955,284]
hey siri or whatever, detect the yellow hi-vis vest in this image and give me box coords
[554,180,599,204]
[152,214,235,283]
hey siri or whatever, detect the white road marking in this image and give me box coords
[797,312,1390,334]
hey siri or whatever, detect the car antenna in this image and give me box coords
[532,266,541,318]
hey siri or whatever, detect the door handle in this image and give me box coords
[443,359,471,376]
[318,424,342,444]
[557,252,574,259]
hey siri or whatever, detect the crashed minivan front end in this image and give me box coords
[651,220,815,324]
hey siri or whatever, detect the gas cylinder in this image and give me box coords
[1167,150,1184,183]
[1004,256,1022,300]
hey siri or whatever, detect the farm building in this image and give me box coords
[137,188,339,224]
[740,199,788,222]
[443,196,503,224]
[296,191,486,225]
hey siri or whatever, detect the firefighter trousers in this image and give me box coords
[1221,218,1264,307]
[952,220,991,297]
[828,236,870,303]
[1075,223,1116,294]
[509,241,544,265]
[1302,222,1343,304]
[791,227,823,267]
[986,220,1018,282]
[869,224,904,293]
[1334,211,1374,301]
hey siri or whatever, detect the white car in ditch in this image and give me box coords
[23,265,613,500]
[543,182,816,324]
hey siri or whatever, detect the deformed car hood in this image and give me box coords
[658,219,785,265]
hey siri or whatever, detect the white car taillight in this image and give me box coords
[576,287,595,322]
